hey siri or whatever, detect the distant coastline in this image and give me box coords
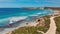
[22,7,60,10]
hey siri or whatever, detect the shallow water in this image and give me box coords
[0,8,53,26]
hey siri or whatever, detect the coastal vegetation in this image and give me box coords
[8,16,50,34]
[54,16,60,34]
[43,16,50,32]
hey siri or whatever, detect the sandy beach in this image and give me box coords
[6,21,38,34]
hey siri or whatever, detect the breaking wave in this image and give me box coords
[0,16,28,26]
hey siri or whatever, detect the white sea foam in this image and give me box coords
[37,12,42,14]
[0,16,28,24]
[29,14,38,16]
[36,12,47,15]
[9,16,28,24]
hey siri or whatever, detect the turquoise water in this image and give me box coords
[0,8,53,26]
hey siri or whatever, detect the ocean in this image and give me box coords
[0,8,53,27]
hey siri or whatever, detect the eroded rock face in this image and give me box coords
[36,17,46,26]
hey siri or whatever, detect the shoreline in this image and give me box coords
[6,21,39,34]
[6,15,50,34]
[6,11,59,34]
[6,9,58,34]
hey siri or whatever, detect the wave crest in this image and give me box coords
[0,16,27,26]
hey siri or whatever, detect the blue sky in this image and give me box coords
[0,0,60,8]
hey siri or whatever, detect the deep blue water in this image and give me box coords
[0,8,53,26]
